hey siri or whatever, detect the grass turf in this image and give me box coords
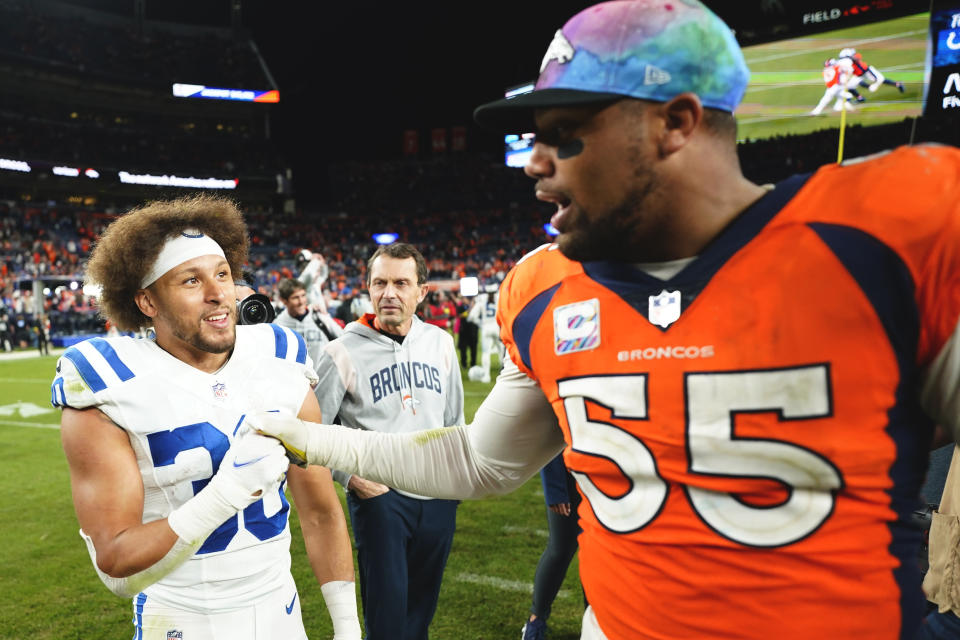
[0,350,582,639]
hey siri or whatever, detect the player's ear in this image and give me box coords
[417,284,429,305]
[658,92,703,156]
[135,289,159,319]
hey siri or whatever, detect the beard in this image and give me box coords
[161,306,237,355]
[556,178,662,263]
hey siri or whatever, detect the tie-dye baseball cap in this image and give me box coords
[474,0,749,130]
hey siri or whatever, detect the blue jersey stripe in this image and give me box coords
[270,323,288,360]
[50,377,66,408]
[292,329,307,364]
[132,592,147,640]
[62,347,107,393]
[512,283,561,371]
[89,338,135,382]
[810,222,929,636]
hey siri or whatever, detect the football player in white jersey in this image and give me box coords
[467,286,502,383]
[53,194,361,640]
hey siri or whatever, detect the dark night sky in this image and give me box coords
[238,2,636,162]
[54,1,745,181]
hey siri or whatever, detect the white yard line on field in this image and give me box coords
[502,525,549,538]
[0,419,60,430]
[744,29,927,64]
[454,572,571,599]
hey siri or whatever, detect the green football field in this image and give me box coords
[0,351,582,639]
[737,13,929,142]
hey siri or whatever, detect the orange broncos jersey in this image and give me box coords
[498,145,960,640]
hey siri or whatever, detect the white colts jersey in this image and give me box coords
[469,292,499,336]
[480,292,499,335]
[273,310,342,371]
[51,324,318,612]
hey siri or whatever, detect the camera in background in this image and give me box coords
[238,292,276,325]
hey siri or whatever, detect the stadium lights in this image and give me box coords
[505,132,536,168]
[0,158,31,173]
[0,154,234,190]
[53,166,100,179]
[460,277,479,297]
[172,83,280,103]
[118,171,238,190]
[372,232,399,245]
[82,283,101,297]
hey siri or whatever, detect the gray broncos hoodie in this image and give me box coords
[313,313,465,496]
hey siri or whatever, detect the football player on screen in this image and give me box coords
[839,47,906,95]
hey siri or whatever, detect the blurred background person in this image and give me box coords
[274,277,343,367]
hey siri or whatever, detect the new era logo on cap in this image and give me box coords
[644,65,671,86]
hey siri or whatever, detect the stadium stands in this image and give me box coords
[1,1,957,350]
[3,111,958,349]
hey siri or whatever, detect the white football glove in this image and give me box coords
[247,412,316,467]
[213,432,291,508]
[168,432,289,544]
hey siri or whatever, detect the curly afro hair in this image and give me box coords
[85,194,249,331]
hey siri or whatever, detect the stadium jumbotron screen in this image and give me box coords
[737,10,928,141]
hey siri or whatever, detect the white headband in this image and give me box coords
[140,230,227,288]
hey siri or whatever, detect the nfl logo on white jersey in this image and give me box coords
[648,290,681,328]
[212,382,228,400]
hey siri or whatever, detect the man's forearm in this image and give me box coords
[257,362,566,498]
[301,424,519,499]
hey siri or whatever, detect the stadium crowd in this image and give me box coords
[2,113,959,350]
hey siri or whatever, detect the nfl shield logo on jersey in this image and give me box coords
[554,298,600,355]
[211,382,228,400]
[648,290,681,328]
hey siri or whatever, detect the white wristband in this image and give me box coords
[320,580,361,640]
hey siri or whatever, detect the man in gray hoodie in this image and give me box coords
[312,242,464,640]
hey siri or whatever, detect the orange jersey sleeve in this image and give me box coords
[497,145,960,640]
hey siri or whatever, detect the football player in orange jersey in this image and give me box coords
[810,57,857,115]
[253,1,960,638]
